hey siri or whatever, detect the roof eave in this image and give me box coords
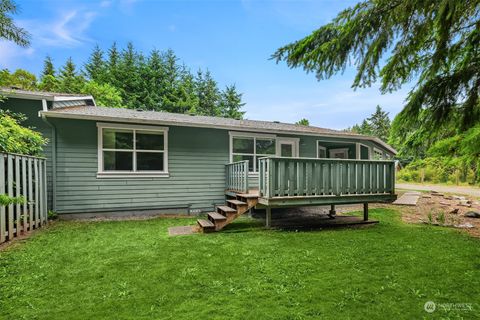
[40,110,397,154]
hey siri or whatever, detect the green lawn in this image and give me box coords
[1,209,479,319]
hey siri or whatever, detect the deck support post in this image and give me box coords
[363,203,368,221]
[328,204,336,219]
[265,207,271,228]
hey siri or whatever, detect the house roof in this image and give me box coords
[0,87,95,103]
[40,105,397,154]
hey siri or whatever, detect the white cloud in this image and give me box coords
[0,41,35,69]
[20,9,98,48]
[100,0,112,8]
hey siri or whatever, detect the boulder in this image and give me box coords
[456,223,474,229]
[464,211,480,218]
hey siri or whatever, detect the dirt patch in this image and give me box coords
[398,191,480,238]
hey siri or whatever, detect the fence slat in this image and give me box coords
[28,158,33,232]
[7,155,14,240]
[0,155,5,243]
[15,156,21,234]
[22,157,27,233]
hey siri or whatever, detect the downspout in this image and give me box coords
[40,99,57,212]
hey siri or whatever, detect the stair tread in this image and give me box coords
[217,205,237,213]
[197,219,214,228]
[237,193,259,199]
[226,199,247,206]
[208,212,227,220]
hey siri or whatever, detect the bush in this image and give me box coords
[0,113,47,156]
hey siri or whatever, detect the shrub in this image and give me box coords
[0,113,47,156]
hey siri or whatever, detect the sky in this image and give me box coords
[1,0,413,130]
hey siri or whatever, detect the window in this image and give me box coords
[373,148,383,160]
[317,143,327,158]
[230,132,276,172]
[97,123,168,177]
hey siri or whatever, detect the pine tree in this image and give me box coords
[367,105,391,142]
[38,56,57,91]
[195,69,220,116]
[0,0,30,47]
[57,57,85,93]
[273,0,480,133]
[295,118,309,126]
[106,42,121,89]
[85,44,106,82]
[219,85,245,120]
[118,42,141,108]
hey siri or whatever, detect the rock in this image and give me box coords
[432,193,444,197]
[465,211,480,218]
[456,223,474,229]
[439,202,450,206]
[443,195,452,200]
[459,204,472,208]
[449,208,459,214]
[422,195,432,199]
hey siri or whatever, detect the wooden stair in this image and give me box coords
[197,192,258,232]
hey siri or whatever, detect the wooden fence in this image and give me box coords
[258,157,395,199]
[225,160,249,194]
[0,152,48,245]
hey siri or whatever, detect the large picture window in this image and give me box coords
[230,133,276,172]
[97,123,168,177]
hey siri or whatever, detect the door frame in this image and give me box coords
[276,137,300,157]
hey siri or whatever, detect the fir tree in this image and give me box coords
[220,85,245,120]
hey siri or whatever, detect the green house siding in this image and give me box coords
[49,118,229,214]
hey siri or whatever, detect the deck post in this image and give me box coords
[265,207,271,228]
[328,204,336,219]
[363,203,368,221]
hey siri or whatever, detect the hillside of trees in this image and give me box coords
[1,42,246,119]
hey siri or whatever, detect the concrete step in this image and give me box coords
[217,205,237,214]
[208,212,227,223]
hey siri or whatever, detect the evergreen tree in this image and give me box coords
[118,42,141,108]
[38,56,57,91]
[295,118,309,126]
[367,105,391,141]
[220,85,245,120]
[0,0,30,47]
[273,0,480,132]
[84,45,106,82]
[57,57,85,93]
[195,70,220,116]
[106,42,121,89]
[138,49,164,110]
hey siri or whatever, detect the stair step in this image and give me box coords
[217,205,237,214]
[208,212,227,221]
[197,219,214,229]
[227,199,247,206]
[237,193,259,199]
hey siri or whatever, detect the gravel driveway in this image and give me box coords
[397,183,480,198]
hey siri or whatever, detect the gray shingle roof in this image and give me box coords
[41,105,396,154]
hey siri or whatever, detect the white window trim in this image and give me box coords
[329,148,349,159]
[317,144,327,158]
[229,131,276,174]
[97,122,169,178]
[276,137,300,157]
[357,143,371,160]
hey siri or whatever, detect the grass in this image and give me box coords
[1,209,479,319]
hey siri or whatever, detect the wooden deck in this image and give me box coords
[226,157,397,208]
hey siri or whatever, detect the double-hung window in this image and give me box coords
[97,123,168,177]
[230,133,276,172]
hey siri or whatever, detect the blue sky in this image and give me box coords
[1,0,412,129]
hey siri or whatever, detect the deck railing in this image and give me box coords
[258,157,395,199]
[225,160,249,194]
[0,152,48,245]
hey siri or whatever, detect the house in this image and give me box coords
[1,88,396,230]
